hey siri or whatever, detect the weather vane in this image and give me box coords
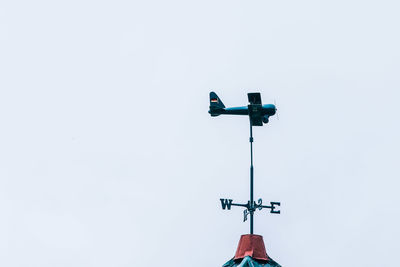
[208,92,280,234]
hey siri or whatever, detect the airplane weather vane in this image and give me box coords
[209,92,280,234]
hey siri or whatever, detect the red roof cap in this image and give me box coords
[234,234,269,261]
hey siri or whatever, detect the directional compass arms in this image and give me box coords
[220,198,281,222]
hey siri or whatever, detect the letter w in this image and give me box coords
[220,199,233,210]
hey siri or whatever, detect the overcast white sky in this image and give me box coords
[1,0,400,266]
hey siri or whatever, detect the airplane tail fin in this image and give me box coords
[209,92,225,116]
[210,92,225,108]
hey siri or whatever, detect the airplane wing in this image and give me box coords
[250,116,263,126]
[248,93,262,105]
[248,93,263,126]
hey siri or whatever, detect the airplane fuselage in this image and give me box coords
[209,104,275,116]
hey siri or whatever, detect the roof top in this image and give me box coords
[222,235,281,267]
[234,235,268,261]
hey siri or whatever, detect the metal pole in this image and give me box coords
[249,122,254,234]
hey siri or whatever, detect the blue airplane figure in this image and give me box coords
[208,92,277,125]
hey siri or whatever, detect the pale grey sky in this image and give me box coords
[1,1,400,266]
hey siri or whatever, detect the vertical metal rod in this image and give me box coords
[249,122,254,234]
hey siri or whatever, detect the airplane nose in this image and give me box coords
[271,105,277,115]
